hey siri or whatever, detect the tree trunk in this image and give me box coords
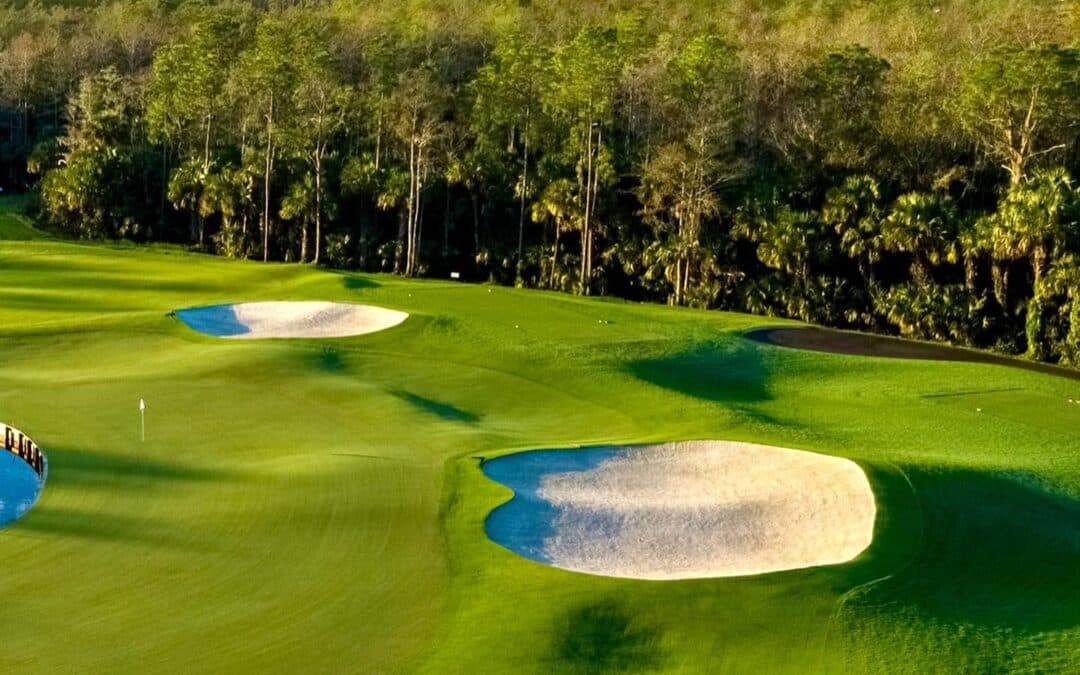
[413,151,425,276]
[581,121,593,296]
[263,92,274,263]
[405,135,416,275]
[910,252,931,287]
[517,110,530,275]
[395,209,407,274]
[964,256,977,292]
[1032,244,1048,289]
[551,220,561,290]
[314,151,322,265]
[585,126,602,296]
[443,184,451,259]
[471,190,481,259]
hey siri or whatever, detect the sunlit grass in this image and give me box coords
[0,232,1077,672]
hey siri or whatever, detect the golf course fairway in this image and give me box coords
[1,221,1078,672]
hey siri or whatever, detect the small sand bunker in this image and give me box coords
[484,441,875,580]
[177,301,408,339]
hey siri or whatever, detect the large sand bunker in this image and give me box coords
[483,441,875,580]
[177,301,408,339]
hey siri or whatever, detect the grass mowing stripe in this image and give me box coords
[0,223,1076,672]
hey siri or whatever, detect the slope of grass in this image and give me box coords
[0,196,45,240]
[0,234,1077,673]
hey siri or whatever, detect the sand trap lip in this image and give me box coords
[176,301,408,339]
[745,326,1080,382]
[483,441,875,580]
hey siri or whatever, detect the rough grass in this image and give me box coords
[0,222,1078,671]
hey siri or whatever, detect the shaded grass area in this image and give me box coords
[0,235,1077,673]
[746,325,1080,382]
[0,196,44,240]
[836,469,1080,672]
[848,469,1080,631]
[554,601,666,674]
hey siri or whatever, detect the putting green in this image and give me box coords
[0,216,1078,671]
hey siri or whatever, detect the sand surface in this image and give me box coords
[486,441,876,580]
[177,301,408,339]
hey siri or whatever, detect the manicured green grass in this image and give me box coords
[0,225,1077,671]
[0,196,45,241]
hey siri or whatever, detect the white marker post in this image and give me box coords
[139,398,146,442]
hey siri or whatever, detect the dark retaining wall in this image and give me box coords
[2,424,45,477]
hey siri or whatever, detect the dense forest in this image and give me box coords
[2,1,1080,363]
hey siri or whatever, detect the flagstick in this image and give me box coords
[139,399,146,442]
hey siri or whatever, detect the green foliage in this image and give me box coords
[880,191,958,284]
[5,239,1080,672]
[4,1,1080,365]
[875,283,988,344]
[797,45,891,170]
[956,44,1080,184]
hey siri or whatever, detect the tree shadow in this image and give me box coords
[14,506,198,548]
[1,447,231,549]
[44,446,231,492]
[552,600,666,674]
[313,347,346,373]
[0,290,133,314]
[626,339,772,405]
[341,275,381,291]
[389,390,481,424]
[845,467,1080,632]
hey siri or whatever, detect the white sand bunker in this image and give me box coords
[177,301,408,339]
[484,441,876,580]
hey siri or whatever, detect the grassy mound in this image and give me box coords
[0,233,1077,673]
[0,196,45,241]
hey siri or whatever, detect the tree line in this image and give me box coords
[2,1,1080,364]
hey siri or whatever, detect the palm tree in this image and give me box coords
[822,175,883,290]
[979,168,1079,357]
[531,179,578,290]
[880,191,957,285]
[983,168,1076,289]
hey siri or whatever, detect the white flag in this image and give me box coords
[139,399,146,411]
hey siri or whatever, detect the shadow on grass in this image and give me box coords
[389,390,480,424]
[3,447,231,548]
[0,290,133,314]
[44,446,229,491]
[14,506,191,547]
[552,600,666,674]
[627,340,771,405]
[846,467,1080,632]
[341,275,381,291]
[0,258,216,295]
[314,347,346,373]
[745,326,1080,383]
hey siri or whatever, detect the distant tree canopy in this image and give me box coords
[2,0,1080,364]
